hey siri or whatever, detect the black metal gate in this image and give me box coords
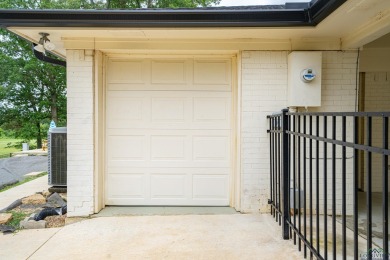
[268,109,389,260]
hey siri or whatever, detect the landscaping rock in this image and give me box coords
[0,213,12,224]
[17,204,44,215]
[20,217,46,229]
[59,193,67,202]
[45,192,66,208]
[0,224,15,234]
[46,215,66,228]
[0,199,22,213]
[42,190,51,198]
[22,194,46,205]
[28,213,37,221]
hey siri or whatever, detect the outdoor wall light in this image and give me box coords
[34,32,55,54]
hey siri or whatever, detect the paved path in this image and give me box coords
[0,156,47,188]
[0,174,303,260]
[0,214,304,260]
[0,228,60,260]
[0,175,49,210]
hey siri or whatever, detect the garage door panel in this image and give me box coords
[107,130,230,168]
[106,168,229,205]
[107,129,230,137]
[150,135,186,161]
[108,161,230,169]
[106,92,149,130]
[193,136,230,162]
[107,58,230,91]
[107,60,146,85]
[193,97,229,122]
[107,167,229,175]
[107,157,230,169]
[193,60,231,86]
[107,92,231,130]
[150,174,187,199]
[151,60,189,85]
[117,198,228,206]
[151,97,186,122]
[193,174,229,200]
[107,135,147,161]
[106,173,146,200]
[106,97,144,123]
[106,57,232,206]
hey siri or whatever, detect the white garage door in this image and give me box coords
[105,57,232,205]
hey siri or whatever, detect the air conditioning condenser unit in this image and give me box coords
[48,127,67,186]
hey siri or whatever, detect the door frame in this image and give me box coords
[94,52,241,212]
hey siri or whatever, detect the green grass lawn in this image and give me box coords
[0,138,22,158]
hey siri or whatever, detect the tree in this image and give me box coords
[0,0,220,9]
[0,31,66,148]
[0,0,105,9]
[106,0,220,8]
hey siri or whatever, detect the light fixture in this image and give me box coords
[34,32,55,54]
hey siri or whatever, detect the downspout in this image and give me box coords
[32,43,66,67]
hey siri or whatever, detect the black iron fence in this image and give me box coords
[267,109,389,260]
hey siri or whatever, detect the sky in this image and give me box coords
[218,0,306,6]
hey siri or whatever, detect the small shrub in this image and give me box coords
[6,211,29,230]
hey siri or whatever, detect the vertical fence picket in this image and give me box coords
[309,115,313,259]
[353,116,359,258]
[342,116,347,260]
[367,116,372,260]
[383,116,389,259]
[282,109,290,239]
[323,116,328,259]
[316,115,320,255]
[269,116,273,217]
[303,115,307,259]
[332,115,337,260]
[298,115,302,252]
[293,115,296,244]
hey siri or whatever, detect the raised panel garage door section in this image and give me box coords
[105,57,232,206]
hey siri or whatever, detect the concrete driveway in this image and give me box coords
[0,214,303,260]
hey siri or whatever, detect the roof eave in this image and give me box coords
[309,0,347,25]
[0,0,347,28]
[0,9,309,28]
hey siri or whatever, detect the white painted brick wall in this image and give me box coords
[312,51,358,113]
[240,51,358,214]
[309,51,358,215]
[66,50,95,217]
[65,49,359,216]
[364,72,390,192]
[241,51,288,213]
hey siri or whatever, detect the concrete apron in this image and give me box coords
[2,214,303,260]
